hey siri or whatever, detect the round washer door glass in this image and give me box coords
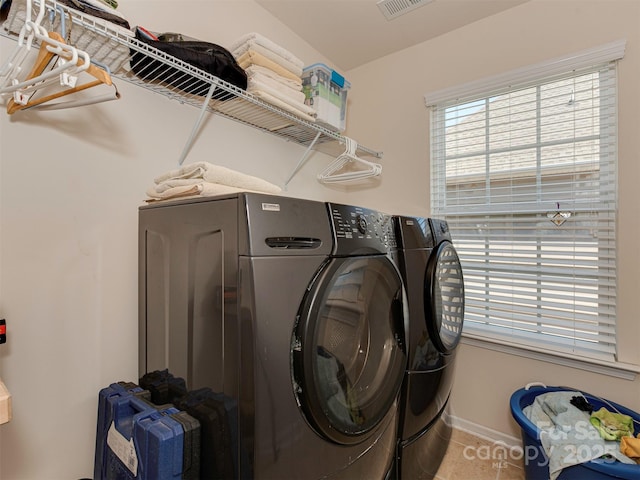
[292,255,407,445]
[426,241,465,353]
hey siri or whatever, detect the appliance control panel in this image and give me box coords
[327,203,396,255]
[429,218,452,244]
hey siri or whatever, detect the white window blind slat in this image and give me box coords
[429,53,619,362]
[462,312,617,339]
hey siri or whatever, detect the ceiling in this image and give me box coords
[255,0,529,71]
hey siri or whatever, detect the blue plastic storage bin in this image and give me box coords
[94,382,187,480]
[94,382,150,480]
[510,385,640,480]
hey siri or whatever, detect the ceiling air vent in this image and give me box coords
[377,0,435,21]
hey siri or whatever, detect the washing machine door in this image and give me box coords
[425,241,465,354]
[292,255,407,445]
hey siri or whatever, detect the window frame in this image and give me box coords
[425,41,639,377]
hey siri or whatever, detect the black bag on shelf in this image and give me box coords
[58,0,131,29]
[130,28,247,100]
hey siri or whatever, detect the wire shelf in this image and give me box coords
[1,0,383,162]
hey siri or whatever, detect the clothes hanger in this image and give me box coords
[7,6,118,112]
[317,137,382,184]
[6,31,118,114]
[3,28,81,93]
[1,3,100,102]
[0,0,46,91]
[0,7,89,98]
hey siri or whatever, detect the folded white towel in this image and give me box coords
[146,182,268,202]
[146,183,201,200]
[250,89,317,122]
[154,163,208,183]
[236,50,301,82]
[230,32,304,69]
[204,165,282,193]
[247,77,306,108]
[152,178,203,193]
[246,65,302,90]
[153,162,282,194]
[234,43,303,77]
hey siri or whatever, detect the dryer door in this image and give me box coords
[292,255,407,445]
[425,241,465,354]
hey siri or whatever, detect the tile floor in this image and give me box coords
[435,429,525,480]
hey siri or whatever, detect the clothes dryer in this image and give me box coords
[139,193,407,479]
[392,216,465,480]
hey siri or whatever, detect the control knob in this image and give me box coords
[356,214,368,234]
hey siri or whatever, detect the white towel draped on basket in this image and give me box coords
[523,391,635,480]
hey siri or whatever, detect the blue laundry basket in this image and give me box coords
[510,384,640,480]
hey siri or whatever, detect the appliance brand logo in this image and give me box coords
[262,203,280,212]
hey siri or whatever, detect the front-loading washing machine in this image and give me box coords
[138,193,407,479]
[392,216,465,479]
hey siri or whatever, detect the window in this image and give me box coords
[427,43,624,363]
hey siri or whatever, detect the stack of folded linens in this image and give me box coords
[146,161,282,202]
[229,32,317,122]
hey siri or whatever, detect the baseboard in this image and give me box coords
[445,411,521,449]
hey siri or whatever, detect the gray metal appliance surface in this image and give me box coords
[392,216,465,480]
[139,193,408,479]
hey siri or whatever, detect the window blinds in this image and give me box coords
[429,58,619,362]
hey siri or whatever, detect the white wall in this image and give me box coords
[346,0,640,438]
[0,1,368,478]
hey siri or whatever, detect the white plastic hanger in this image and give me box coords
[2,3,94,92]
[0,0,88,98]
[1,24,84,98]
[1,2,118,113]
[317,137,382,184]
[0,0,46,90]
[5,34,118,114]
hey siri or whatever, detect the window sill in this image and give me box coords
[461,335,640,381]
